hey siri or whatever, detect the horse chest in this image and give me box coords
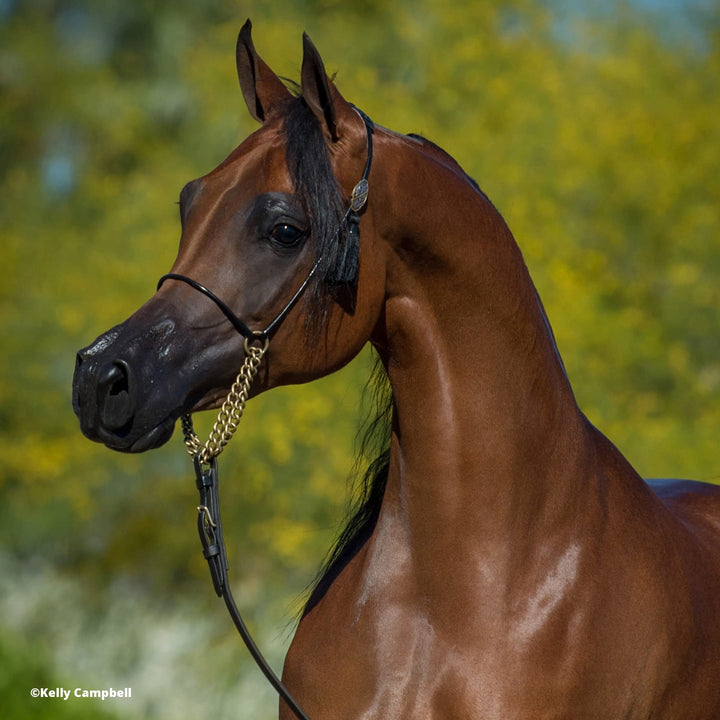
[283,541,591,719]
[283,522,720,720]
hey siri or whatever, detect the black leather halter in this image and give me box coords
[158,261,320,344]
[158,109,374,720]
[157,108,374,345]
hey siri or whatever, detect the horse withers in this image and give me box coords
[73,21,720,720]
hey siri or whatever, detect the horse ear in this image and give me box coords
[236,19,291,123]
[301,33,354,142]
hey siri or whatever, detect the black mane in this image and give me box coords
[282,96,392,616]
[303,357,392,617]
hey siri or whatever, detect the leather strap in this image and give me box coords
[157,259,320,344]
[194,458,311,720]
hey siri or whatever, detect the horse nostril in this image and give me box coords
[98,362,127,394]
[97,361,134,432]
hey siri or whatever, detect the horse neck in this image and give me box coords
[371,132,594,542]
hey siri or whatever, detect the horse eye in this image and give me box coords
[270,223,305,248]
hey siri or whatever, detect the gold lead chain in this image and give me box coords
[181,338,268,467]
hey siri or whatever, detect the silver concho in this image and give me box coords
[350,179,369,213]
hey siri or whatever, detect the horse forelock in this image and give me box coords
[282,94,351,331]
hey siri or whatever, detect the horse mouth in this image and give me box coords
[73,338,184,454]
[128,419,176,453]
[89,414,177,454]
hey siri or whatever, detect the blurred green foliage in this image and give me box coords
[1,0,718,718]
[0,632,117,719]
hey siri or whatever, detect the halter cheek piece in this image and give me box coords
[155,109,374,720]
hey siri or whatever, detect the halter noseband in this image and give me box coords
[156,107,374,345]
[157,262,320,345]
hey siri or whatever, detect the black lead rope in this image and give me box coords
[194,457,311,720]
[178,109,375,720]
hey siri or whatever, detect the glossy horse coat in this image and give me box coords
[72,22,720,719]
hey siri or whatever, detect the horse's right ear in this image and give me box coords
[236,20,292,123]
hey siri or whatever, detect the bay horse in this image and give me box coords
[72,21,720,719]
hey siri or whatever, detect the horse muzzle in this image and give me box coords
[72,322,180,453]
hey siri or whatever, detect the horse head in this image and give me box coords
[72,21,386,453]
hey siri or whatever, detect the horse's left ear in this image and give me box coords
[301,33,355,142]
[236,19,292,123]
